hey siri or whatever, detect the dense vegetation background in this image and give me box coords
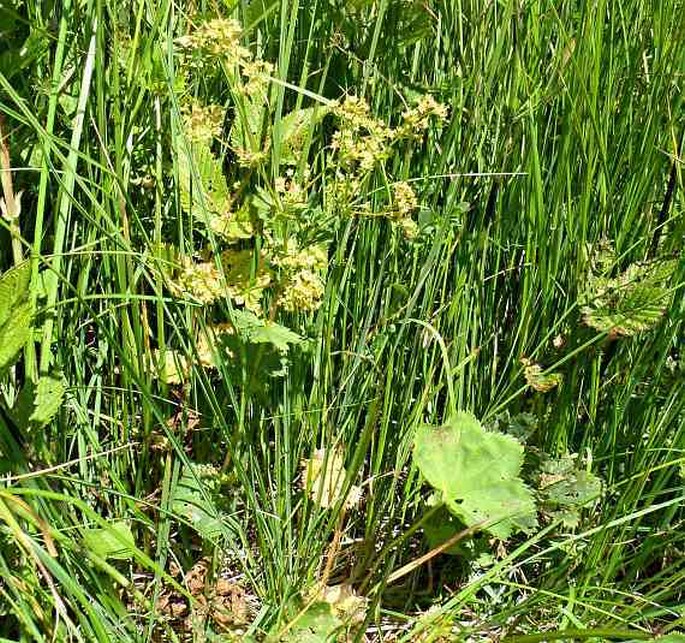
[0,0,683,640]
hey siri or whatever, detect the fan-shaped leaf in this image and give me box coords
[414,411,537,539]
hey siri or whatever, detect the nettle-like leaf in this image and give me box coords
[171,462,226,542]
[413,411,537,539]
[231,308,303,352]
[83,520,135,561]
[278,106,329,165]
[185,311,306,391]
[538,454,603,529]
[230,83,269,164]
[11,375,66,431]
[486,411,538,443]
[0,262,33,373]
[178,143,254,243]
[581,258,677,337]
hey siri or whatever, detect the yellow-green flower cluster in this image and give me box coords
[279,270,326,313]
[324,171,363,215]
[273,240,327,272]
[175,250,271,314]
[392,181,418,218]
[181,102,224,144]
[239,59,274,96]
[177,257,225,304]
[233,147,268,168]
[175,18,250,65]
[331,96,393,171]
[389,181,420,240]
[176,11,277,95]
[397,95,449,139]
[272,241,328,313]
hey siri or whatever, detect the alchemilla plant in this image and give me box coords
[1,2,683,641]
[164,18,449,380]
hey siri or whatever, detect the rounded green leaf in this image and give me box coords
[414,411,537,539]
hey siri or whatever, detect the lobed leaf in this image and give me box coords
[414,411,537,539]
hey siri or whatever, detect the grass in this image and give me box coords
[0,0,684,640]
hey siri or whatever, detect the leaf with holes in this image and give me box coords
[538,454,603,529]
[581,258,677,337]
[521,358,562,393]
[414,411,537,539]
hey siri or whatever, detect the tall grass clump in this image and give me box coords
[0,0,683,640]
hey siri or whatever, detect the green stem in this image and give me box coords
[39,14,97,374]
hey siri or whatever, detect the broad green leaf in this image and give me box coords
[177,143,254,243]
[231,309,303,352]
[216,309,305,379]
[0,11,48,81]
[0,261,31,329]
[220,249,272,312]
[281,601,342,643]
[230,84,269,162]
[12,375,66,431]
[0,300,32,374]
[83,521,135,561]
[278,106,329,165]
[301,447,362,510]
[581,259,677,337]
[0,263,33,373]
[171,463,225,542]
[422,506,469,555]
[413,411,537,539]
[624,635,685,643]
